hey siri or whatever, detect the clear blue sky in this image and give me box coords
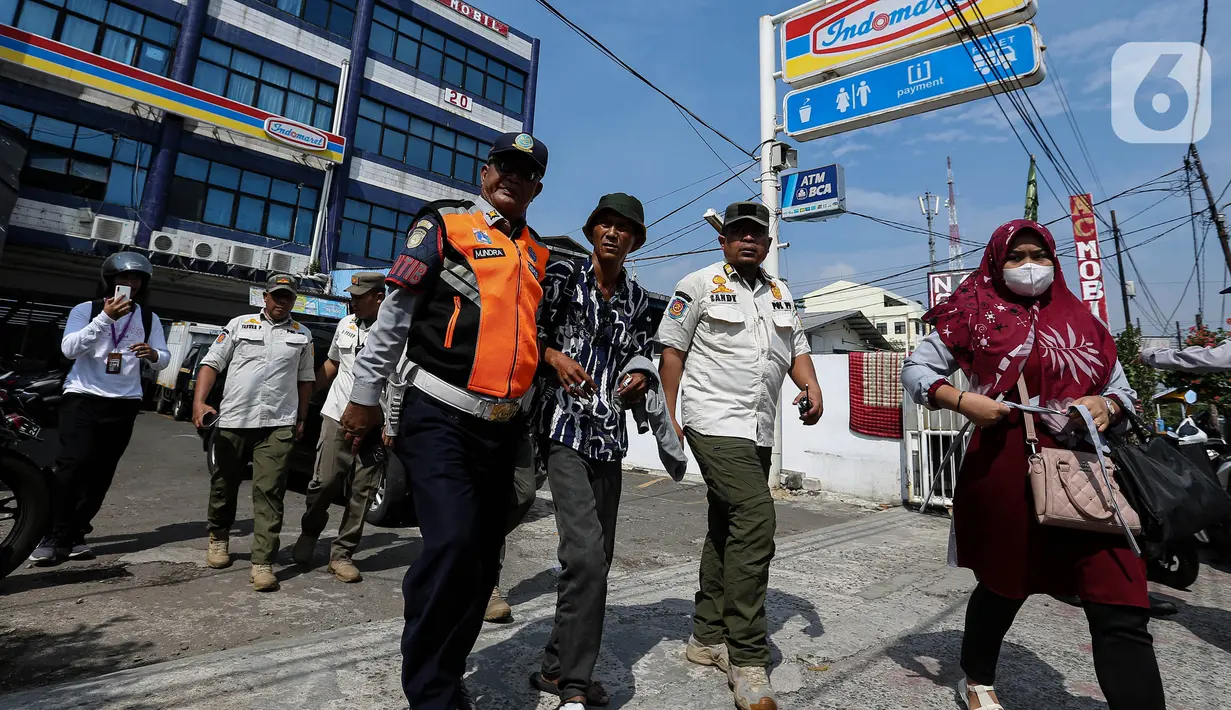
[476,0,1228,337]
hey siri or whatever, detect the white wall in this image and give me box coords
[623,354,902,503]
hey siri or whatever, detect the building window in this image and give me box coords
[368,4,527,114]
[260,0,355,38]
[914,321,923,336]
[894,321,906,335]
[338,198,414,262]
[167,154,317,244]
[5,0,178,76]
[353,97,491,186]
[192,38,336,131]
[0,103,150,206]
[876,322,887,335]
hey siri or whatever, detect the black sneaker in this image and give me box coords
[67,538,94,560]
[29,535,66,565]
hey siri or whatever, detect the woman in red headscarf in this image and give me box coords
[902,220,1165,710]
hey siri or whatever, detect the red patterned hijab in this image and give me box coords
[923,220,1117,430]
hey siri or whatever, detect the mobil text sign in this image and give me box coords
[783,23,1043,141]
[780,0,1037,86]
[1069,194,1109,323]
[928,269,973,309]
[781,164,846,221]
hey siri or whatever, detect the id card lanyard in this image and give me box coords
[106,312,134,375]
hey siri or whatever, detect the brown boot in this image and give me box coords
[328,558,362,583]
[484,587,513,622]
[250,563,280,592]
[206,534,231,569]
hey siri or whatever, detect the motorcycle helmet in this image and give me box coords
[101,252,153,290]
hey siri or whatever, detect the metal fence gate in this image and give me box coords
[903,371,971,509]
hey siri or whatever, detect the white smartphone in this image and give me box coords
[114,284,132,302]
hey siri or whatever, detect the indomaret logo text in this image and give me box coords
[263,118,328,151]
[812,0,974,54]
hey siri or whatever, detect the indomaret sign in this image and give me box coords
[1069,194,1109,323]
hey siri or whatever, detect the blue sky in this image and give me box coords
[477,0,1228,337]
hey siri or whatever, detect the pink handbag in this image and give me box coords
[1018,377,1142,540]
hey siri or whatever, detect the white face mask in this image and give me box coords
[1002,262,1054,297]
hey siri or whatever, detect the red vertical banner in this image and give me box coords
[1069,194,1109,323]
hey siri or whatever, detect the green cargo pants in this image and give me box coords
[301,416,382,561]
[207,426,296,565]
[685,428,776,667]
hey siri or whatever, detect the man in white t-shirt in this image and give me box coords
[293,272,386,582]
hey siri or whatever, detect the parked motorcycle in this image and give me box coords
[0,388,53,580]
[1146,412,1231,590]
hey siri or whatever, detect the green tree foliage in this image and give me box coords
[1115,325,1157,411]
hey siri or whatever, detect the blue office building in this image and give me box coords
[0,0,539,331]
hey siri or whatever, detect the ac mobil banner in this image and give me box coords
[0,25,345,162]
[781,0,1036,86]
[1069,194,1109,324]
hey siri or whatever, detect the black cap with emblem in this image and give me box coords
[489,132,548,175]
[345,272,385,296]
[723,201,771,233]
[265,273,298,296]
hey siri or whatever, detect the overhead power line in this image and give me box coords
[530,0,753,158]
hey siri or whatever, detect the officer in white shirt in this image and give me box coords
[193,274,315,592]
[292,272,385,583]
[30,253,170,565]
[655,202,822,710]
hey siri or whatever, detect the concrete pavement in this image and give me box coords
[6,507,1231,709]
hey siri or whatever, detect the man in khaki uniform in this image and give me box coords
[193,274,315,592]
[657,202,823,710]
[293,272,386,582]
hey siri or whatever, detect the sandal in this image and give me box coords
[959,678,1004,710]
[529,672,611,706]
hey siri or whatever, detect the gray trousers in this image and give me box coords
[301,416,383,560]
[497,433,541,575]
[541,442,622,698]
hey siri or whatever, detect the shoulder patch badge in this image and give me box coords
[406,228,428,249]
[667,295,690,321]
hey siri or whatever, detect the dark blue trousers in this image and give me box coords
[396,388,520,710]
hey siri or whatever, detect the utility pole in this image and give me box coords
[1111,210,1131,330]
[1190,144,1231,277]
[1177,321,1183,348]
[919,192,940,269]
[758,15,784,489]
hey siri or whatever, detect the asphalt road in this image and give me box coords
[0,412,874,693]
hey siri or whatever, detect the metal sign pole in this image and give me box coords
[759,14,786,489]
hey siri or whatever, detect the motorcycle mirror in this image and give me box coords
[1184,390,1198,405]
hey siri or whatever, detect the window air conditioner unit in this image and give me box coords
[191,237,221,261]
[90,216,134,245]
[227,244,263,268]
[150,231,181,255]
[266,250,298,274]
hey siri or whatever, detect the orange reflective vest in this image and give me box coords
[405,201,549,399]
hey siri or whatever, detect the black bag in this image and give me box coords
[1107,412,1231,543]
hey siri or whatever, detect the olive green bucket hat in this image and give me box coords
[583,192,647,251]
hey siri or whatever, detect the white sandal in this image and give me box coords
[959,678,1004,710]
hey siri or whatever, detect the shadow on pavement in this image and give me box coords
[0,616,155,695]
[886,630,1109,710]
[1150,592,1231,656]
[87,519,254,558]
[0,563,133,595]
[468,590,824,710]
[505,567,558,607]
